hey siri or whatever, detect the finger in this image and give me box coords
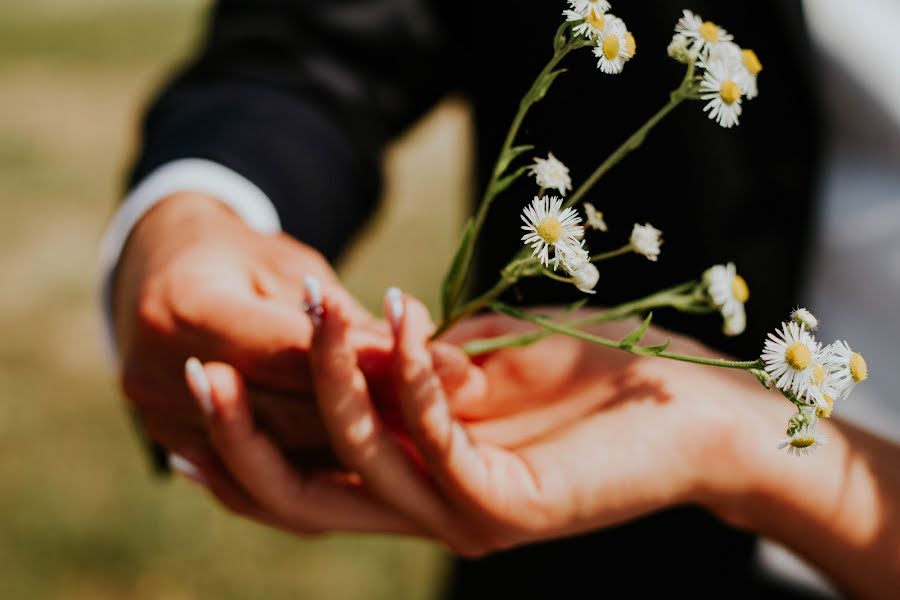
[429,341,488,418]
[169,447,328,535]
[391,295,499,509]
[168,447,269,521]
[309,293,463,544]
[185,358,424,535]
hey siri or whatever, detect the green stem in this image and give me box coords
[463,282,701,355]
[438,62,697,336]
[433,258,539,338]
[590,244,633,263]
[494,303,763,370]
[442,27,594,323]
[563,91,688,211]
[540,268,574,283]
[463,39,578,293]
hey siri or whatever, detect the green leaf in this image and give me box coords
[621,312,653,349]
[492,165,529,197]
[440,218,475,319]
[553,21,571,53]
[639,340,671,355]
[497,145,535,178]
[531,68,567,103]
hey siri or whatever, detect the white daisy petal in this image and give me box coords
[790,307,819,331]
[698,59,744,128]
[520,195,585,269]
[674,9,733,59]
[630,223,662,261]
[560,246,599,294]
[761,321,824,403]
[823,340,868,400]
[778,428,827,457]
[528,153,572,196]
[703,262,749,336]
[592,15,631,75]
[563,0,611,40]
[583,202,608,232]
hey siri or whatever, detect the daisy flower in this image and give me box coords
[592,16,630,75]
[583,202,608,232]
[675,9,733,58]
[791,307,818,331]
[563,0,611,40]
[709,42,763,100]
[624,31,636,61]
[630,223,662,261]
[703,262,749,336]
[761,321,822,402]
[806,362,839,412]
[738,48,762,100]
[778,428,826,457]
[561,247,600,294]
[528,153,572,196]
[521,195,585,269]
[824,340,868,400]
[722,311,746,338]
[667,33,694,63]
[699,59,744,128]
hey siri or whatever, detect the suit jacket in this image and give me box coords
[128,1,826,597]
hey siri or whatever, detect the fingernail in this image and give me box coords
[169,453,208,486]
[303,275,324,327]
[185,357,213,416]
[385,287,404,334]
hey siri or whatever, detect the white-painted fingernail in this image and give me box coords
[303,275,324,327]
[169,453,208,486]
[385,287,404,334]
[185,357,213,416]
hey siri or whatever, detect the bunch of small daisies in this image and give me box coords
[435,5,865,456]
[762,309,868,455]
[670,9,763,128]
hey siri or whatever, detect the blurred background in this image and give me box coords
[0,0,896,598]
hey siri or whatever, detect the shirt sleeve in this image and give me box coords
[97,158,282,359]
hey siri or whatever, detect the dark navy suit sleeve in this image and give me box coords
[127,0,455,260]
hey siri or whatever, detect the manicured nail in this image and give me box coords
[169,453,208,486]
[185,357,213,416]
[385,287,404,334]
[303,275,324,327]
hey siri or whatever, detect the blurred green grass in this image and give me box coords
[0,1,469,597]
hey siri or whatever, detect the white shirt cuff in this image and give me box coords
[98,158,282,359]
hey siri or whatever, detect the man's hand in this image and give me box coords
[113,191,391,466]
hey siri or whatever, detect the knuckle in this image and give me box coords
[135,285,175,338]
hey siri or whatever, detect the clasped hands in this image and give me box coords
[115,194,768,556]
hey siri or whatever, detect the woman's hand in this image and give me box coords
[281,290,757,554]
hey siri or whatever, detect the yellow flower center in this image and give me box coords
[602,34,621,60]
[785,342,811,371]
[812,364,826,387]
[790,436,816,449]
[585,11,605,31]
[536,218,563,244]
[731,275,749,303]
[816,395,834,419]
[699,21,720,42]
[720,80,741,105]
[742,49,762,75]
[850,352,868,382]
[624,33,636,58]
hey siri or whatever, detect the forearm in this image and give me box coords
[733,401,900,599]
